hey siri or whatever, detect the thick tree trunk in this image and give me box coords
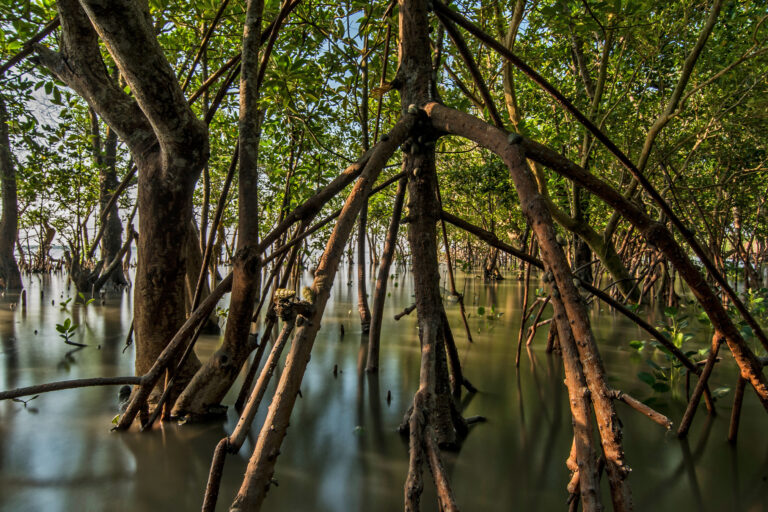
[399,0,462,508]
[133,154,204,387]
[35,0,210,396]
[0,98,22,290]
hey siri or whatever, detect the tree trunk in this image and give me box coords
[367,176,406,372]
[173,0,265,417]
[133,153,204,389]
[0,98,22,290]
[99,123,127,286]
[357,28,372,332]
[399,0,463,508]
[357,201,372,332]
[34,0,210,396]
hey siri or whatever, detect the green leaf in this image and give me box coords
[652,382,671,393]
[638,372,655,387]
[112,414,120,425]
[477,306,485,316]
[663,306,678,317]
[629,340,644,351]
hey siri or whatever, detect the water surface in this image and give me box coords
[1,266,767,511]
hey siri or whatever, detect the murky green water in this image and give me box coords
[1,266,767,511]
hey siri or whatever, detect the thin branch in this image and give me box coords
[1,376,142,401]
[0,16,60,78]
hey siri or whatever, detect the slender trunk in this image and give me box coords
[357,202,372,331]
[173,0,265,416]
[99,121,127,286]
[357,31,372,332]
[0,98,22,290]
[367,176,406,372]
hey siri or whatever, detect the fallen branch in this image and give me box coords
[0,376,143,401]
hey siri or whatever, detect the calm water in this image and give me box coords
[1,266,767,511]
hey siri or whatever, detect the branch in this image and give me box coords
[609,389,672,430]
[425,101,768,412]
[395,304,417,320]
[1,376,142,401]
[431,2,766,351]
[258,115,415,252]
[87,163,137,260]
[263,170,408,265]
[636,0,724,172]
[440,209,699,376]
[31,0,155,155]
[437,11,504,128]
[80,0,206,157]
[93,224,137,292]
[180,0,232,92]
[0,16,60,78]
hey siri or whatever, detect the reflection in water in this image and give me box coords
[1,267,768,511]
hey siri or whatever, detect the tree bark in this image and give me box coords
[398,0,463,508]
[0,98,22,290]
